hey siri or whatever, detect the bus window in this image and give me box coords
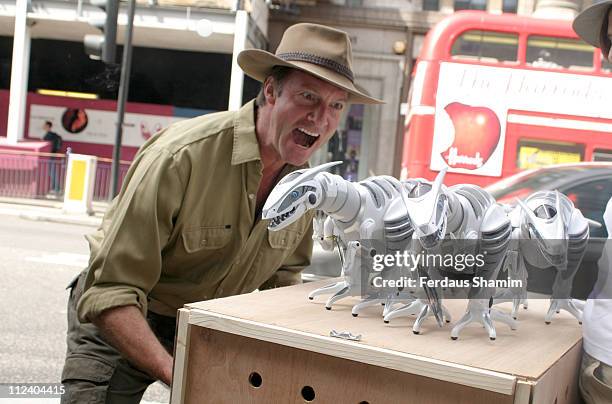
[593,149,612,162]
[450,30,519,62]
[526,36,593,70]
[516,139,584,169]
[502,0,518,13]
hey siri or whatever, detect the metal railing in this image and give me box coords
[0,150,131,202]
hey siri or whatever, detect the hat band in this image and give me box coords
[277,52,354,83]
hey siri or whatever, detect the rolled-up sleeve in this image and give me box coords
[77,148,185,323]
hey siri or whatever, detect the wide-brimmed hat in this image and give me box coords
[238,23,384,104]
[573,0,612,48]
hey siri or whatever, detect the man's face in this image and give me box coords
[43,123,51,131]
[261,69,348,166]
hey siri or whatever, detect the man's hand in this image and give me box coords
[92,305,173,385]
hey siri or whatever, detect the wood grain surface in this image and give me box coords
[184,279,583,397]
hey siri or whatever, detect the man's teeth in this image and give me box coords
[298,128,320,137]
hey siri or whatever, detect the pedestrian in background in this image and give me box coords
[573,3,612,403]
[42,120,63,193]
[60,23,382,404]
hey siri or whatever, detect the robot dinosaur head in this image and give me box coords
[262,161,342,231]
[401,169,449,250]
[516,191,568,267]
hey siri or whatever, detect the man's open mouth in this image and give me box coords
[293,128,319,149]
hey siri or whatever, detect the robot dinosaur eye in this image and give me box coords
[291,190,300,199]
[534,204,556,219]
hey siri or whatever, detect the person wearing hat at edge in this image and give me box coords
[60,23,383,403]
[573,4,612,403]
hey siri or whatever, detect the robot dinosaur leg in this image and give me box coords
[571,299,585,311]
[351,298,385,317]
[308,281,347,301]
[546,266,584,324]
[450,299,518,340]
[325,283,352,310]
[383,298,422,323]
[325,241,361,310]
[383,298,451,324]
[545,298,583,324]
[490,308,518,331]
[352,267,404,317]
[492,255,528,319]
[382,294,403,317]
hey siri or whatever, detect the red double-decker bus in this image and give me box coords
[400,11,612,186]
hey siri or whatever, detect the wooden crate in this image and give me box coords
[170,279,583,404]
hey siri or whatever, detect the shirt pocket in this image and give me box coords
[267,227,302,250]
[182,225,232,253]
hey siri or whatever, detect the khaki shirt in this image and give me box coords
[77,100,314,321]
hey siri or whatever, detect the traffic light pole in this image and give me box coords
[109,0,136,199]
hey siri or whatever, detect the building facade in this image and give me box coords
[1,0,594,173]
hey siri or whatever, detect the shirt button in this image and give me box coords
[248,194,255,200]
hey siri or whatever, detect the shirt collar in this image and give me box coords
[231,100,261,166]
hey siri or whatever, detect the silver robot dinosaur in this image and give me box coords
[383,169,517,340]
[262,161,409,315]
[498,191,595,324]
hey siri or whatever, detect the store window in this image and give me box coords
[526,36,594,70]
[516,139,584,170]
[0,36,12,90]
[310,103,371,182]
[450,30,519,62]
[423,0,440,11]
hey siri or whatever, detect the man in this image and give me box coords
[573,4,612,403]
[43,121,63,153]
[42,121,63,193]
[61,23,382,403]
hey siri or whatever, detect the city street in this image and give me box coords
[0,214,169,403]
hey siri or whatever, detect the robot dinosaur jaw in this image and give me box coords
[266,205,305,229]
[262,161,342,231]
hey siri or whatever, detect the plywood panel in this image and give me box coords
[171,308,192,404]
[186,279,582,381]
[189,308,517,395]
[184,326,516,404]
[531,341,583,404]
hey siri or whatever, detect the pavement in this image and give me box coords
[0,196,106,227]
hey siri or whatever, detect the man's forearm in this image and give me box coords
[92,305,173,385]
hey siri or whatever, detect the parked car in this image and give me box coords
[485,162,612,298]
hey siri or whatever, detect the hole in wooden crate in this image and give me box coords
[359,401,370,404]
[301,385,315,401]
[249,372,262,388]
